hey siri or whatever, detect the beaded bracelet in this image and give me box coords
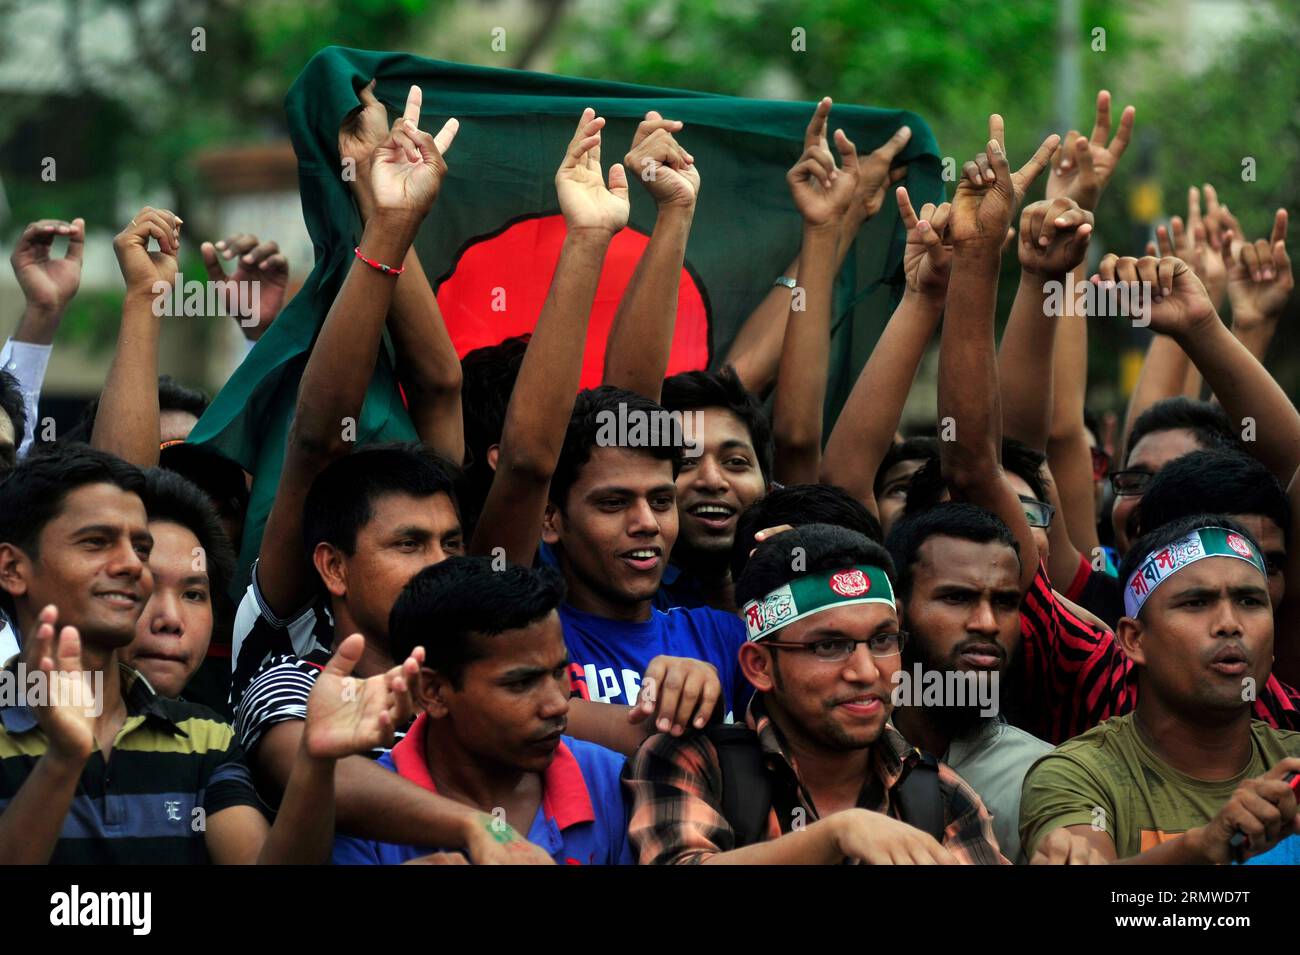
[354,246,406,275]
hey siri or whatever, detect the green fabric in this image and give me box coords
[188,46,944,590]
[742,565,896,641]
[1019,712,1300,859]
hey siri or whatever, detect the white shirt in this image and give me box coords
[0,338,53,457]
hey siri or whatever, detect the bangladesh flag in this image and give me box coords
[189,45,943,585]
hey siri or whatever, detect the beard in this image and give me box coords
[902,635,1022,741]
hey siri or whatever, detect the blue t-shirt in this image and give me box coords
[560,603,752,720]
[332,715,634,866]
[1245,834,1300,865]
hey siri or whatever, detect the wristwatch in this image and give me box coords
[773,276,798,289]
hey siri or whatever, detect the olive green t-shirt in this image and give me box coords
[1019,713,1300,859]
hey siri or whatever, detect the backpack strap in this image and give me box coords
[704,724,773,848]
[892,750,947,842]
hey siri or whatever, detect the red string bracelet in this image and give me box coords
[354,246,406,276]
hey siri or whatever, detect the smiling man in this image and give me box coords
[624,523,1006,864]
[543,386,750,731]
[1020,515,1300,863]
[657,367,772,612]
[334,557,633,865]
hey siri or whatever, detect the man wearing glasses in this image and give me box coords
[622,523,1008,864]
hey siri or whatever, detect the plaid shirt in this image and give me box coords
[622,695,1006,865]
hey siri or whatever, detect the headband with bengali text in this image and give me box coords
[1124,526,1268,619]
[741,566,896,642]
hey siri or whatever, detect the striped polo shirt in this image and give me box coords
[0,662,262,864]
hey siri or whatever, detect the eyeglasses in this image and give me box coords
[1090,445,1111,481]
[1109,469,1153,497]
[1019,495,1056,529]
[762,631,909,661]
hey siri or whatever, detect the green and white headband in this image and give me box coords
[742,566,896,642]
[1124,526,1267,619]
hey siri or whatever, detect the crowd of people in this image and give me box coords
[0,79,1297,866]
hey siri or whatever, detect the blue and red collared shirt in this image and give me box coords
[331,712,635,865]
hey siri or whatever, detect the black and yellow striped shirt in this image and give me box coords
[0,663,261,864]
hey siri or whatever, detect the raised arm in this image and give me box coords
[470,109,629,566]
[771,97,860,486]
[91,207,182,468]
[820,187,951,513]
[941,116,1059,592]
[338,79,465,462]
[1222,208,1293,365]
[6,218,84,456]
[257,86,457,617]
[1037,93,1134,554]
[198,232,290,342]
[601,111,699,400]
[1096,248,1300,484]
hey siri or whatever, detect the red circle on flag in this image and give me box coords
[1226,533,1252,558]
[435,214,711,389]
[829,569,870,598]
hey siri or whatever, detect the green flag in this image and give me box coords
[189,45,944,587]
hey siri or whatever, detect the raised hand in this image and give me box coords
[624,111,699,210]
[1092,253,1216,337]
[302,634,421,760]
[1046,90,1135,210]
[27,605,97,763]
[786,97,860,228]
[846,125,912,228]
[1146,187,1227,309]
[951,115,1059,253]
[10,219,84,316]
[112,206,181,293]
[200,233,290,329]
[369,85,459,218]
[896,186,953,297]
[1223,208,1293,327]
[339,78,390,221]
[1017,197,1094,277]
[556,108,630,237]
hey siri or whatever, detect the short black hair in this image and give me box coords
[736,523,895,609]
[1126,397,1239,464]
[158,443,249,528]
[459,335,529,526]
[0,444,145,558]
[732,484,883,583]
[64,374,211,444]
[1138,449,1289,538]
[885,503,1020,604]
[904,439,1047,515]
[1118,513,1260,620]
[302,442,461,561]
[549,386,683,511]
[389,556,566,688]
[0,369,27,465]
[660,366,773,483]
[141,468,236,604]
[873,437,939,499]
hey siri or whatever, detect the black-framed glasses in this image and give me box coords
[1019,495,1056,529]
[1090,445,1111,481]
[1109,469,1153,497]
[762,631,909,661]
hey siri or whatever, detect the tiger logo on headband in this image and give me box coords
[829,569,870,598]
[1226,533,1252,558]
